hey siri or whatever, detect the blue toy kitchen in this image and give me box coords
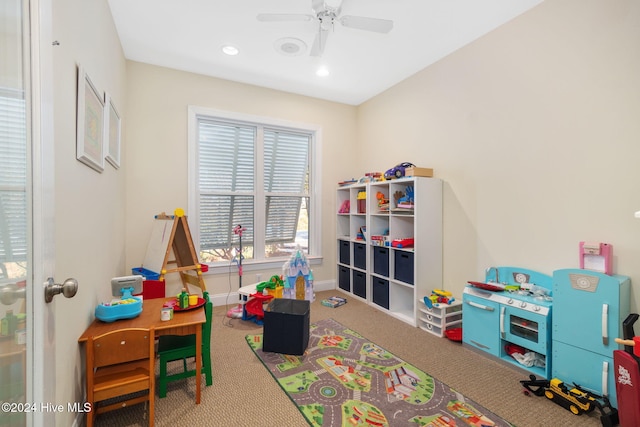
[462,266,630,408]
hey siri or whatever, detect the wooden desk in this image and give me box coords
[78,298,206,403]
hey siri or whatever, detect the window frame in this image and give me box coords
[187,106,322,274]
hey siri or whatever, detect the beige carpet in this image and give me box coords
[94,290,604,426]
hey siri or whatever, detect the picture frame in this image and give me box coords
[103,92,121,169]
[76,65,104,172]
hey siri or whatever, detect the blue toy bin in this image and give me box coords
[95,297,142,322]
[131,267,160,280]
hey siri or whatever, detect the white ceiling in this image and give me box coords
[107,0,542,106]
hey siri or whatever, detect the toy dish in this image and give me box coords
[445,328,463,342]
[467,281,506,292]
[165,297,205,311]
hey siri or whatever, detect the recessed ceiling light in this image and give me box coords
[222,45,239,56]
[316,67,330,77]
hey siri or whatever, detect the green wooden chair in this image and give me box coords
[157,291,212,398]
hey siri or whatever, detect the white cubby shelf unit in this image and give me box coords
[336,176,443,327]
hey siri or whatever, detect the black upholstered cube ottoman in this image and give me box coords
[262,298,310,355]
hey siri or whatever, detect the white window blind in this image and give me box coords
[263,129,309,244]
[0,88,27,270]
[195,115,312,263]
[198,120,255,252]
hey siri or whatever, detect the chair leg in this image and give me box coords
[159,356,168,398]
[148,389,154,427]
[87,408,94,427]
[203,352,213,386]
[86,390,95,427]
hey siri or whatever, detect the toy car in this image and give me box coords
[384,162,415,179]
[520,374,618,424]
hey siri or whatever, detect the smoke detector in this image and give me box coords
[274,37,307,56]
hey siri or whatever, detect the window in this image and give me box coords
[188,107,321,269]
[0,88,27,283]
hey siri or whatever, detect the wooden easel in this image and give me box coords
[143,209,207,293]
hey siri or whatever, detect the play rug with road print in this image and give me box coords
[246,318,513,427]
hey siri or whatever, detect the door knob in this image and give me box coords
[44,277,78,303]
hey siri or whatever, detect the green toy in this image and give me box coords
[256,275,284,293]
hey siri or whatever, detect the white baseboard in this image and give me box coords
[209,279,335,307]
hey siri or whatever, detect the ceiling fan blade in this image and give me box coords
[310,28,330,57]
[257,13,313,22]
[339,15,393,33]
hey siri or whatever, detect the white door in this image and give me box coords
[0,0,56,425]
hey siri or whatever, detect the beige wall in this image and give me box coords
[124,62,358,297]
[52,0,127,425]
[357,0,640,308]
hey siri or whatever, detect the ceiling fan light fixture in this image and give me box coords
[222,45,239,56]
[274,37,307,56]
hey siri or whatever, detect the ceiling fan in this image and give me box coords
[257,0,394,57]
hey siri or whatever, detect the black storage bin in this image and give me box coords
[373,246,389,276]
[339,240,350,265]
[372,277,389,309]
[353,242,366,269]
[394,251,414,285]
[352,270,366,298]
[263,299,310,355]
[338,266,351,292]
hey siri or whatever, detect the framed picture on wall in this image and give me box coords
[76,65,104,172]
[103,92,121,169]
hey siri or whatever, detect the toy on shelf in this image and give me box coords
[423,289,455,309]
[520,375,618,426]
[359,172,382,183]
[338,178,357,186]
[392,186,415,213]
[338,199,350,213]
[391,237,413,248]
[356,190,367,213]
[356,226,366,241]
[376,191,389,212]
[397,186,414,208]
[384,162,415,180]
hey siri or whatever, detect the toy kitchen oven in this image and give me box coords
[462,267,553,379]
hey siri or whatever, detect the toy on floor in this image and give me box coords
[226,224,247,319]
[283,247,314,301]
[244,293,274,325]
[614,313,640,427]
[520,375,618,426]
[256,275,284,298]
